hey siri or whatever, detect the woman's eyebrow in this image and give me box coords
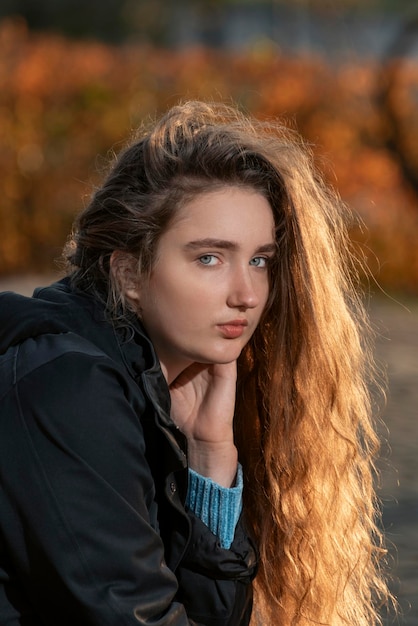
[256,243,276,254]
[184,239,276,253]
[184,238,238,251]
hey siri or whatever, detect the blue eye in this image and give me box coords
[199,255,217,266]
[249,257,268,267]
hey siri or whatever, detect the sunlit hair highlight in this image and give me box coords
[65,101,392,625]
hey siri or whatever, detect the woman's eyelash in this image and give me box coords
[197,254,271,268]
[250,256,271,268]
[198,254,218,265]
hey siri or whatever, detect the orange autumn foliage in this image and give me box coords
[1,17,417,293]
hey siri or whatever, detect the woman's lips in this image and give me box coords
[217,320,248,339]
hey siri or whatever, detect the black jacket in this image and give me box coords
[0,279,257,626]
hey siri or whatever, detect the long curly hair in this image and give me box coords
[65,101,392,625]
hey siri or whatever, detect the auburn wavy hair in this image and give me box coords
[65,101,392,625]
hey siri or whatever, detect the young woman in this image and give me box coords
[0,101,391,625]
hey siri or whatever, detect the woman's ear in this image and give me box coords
[110,251,140,302]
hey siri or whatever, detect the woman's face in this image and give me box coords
[131,186,275,382]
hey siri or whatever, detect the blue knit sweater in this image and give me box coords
[186,464,243,549]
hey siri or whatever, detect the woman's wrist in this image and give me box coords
[187,440,238,488]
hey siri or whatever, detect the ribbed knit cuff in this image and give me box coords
[185,464,243,549]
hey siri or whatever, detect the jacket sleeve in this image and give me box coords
[181,467,257,624]
[176,513,257,626]
[1,334,255,626]
[2,336,192,625]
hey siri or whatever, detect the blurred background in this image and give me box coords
[0,0,417,622]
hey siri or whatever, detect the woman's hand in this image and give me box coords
[169,361,238,487]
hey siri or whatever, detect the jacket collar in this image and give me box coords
[116,319,172,420]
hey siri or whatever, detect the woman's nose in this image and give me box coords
[226,267,261,310]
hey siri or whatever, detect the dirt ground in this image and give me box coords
[371,297,418,624]
[1,275,417,623]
